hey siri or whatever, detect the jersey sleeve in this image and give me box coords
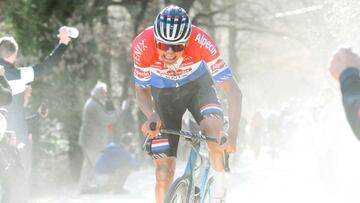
[194,28,233,83]
[132,32,151,88]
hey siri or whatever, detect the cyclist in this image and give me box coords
[132,5,242,203]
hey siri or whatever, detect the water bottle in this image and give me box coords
[60,26,79,38]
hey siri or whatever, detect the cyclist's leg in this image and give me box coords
[200,115,227,203]
[151,86,186,203]
[186,75,225,171]
[187,74,226,202]
[200,118,224,170]
[151,132,181,203]
[154,157,176,203]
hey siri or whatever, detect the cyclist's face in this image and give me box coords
[156,42,186,65]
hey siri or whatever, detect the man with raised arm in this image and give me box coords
[0,28,71,203]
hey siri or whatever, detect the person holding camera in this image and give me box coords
[0,27,73,203]
[78,81,119,194]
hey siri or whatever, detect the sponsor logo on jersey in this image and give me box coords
[194,33,217,56]
[133,39,148,63]
[181,56,194,66]
[155,66,194,80]
[134,67,150,79]
[210,59,226,74]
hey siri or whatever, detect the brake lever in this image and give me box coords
[142,122,157,150]
[224,152,230,172]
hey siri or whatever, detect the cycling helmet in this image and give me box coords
[154,5,192,44]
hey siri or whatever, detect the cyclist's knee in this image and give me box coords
[200,117,223,136]
[156,164,175,182]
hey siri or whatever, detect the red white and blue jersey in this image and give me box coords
[132,25,233,88]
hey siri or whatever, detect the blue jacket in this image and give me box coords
[95,142,139,174]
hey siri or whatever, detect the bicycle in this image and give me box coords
[160,129,229,203]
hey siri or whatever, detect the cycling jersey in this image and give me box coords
[132,25,233,88]
[132,26,229,159]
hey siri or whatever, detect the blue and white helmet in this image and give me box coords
[153,5,192,44]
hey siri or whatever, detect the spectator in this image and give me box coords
[78,81,118,194]
[22,84,48,194]
[0,28,71,203]
[329,46,360,140]
[0,63,15,202]
[24,85,48,136]
[94,134,140,194]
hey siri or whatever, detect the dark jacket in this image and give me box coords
[0,44,67,143]
[0,75,12,106]
[340,67,360,139]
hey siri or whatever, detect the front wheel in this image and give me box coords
[165,176,192,203]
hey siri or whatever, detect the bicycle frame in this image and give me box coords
[182,140,212,203]
[160,129,228,203]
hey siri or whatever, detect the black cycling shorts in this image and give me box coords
[149,72,224,159]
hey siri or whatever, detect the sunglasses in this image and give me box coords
[156,42,186,52]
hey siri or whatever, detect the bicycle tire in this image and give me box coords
[165,176,192,203]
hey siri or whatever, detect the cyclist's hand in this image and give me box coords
[141,112,161,139]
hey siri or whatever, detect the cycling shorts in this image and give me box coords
[149,72,224,159]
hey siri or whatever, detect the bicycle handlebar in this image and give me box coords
[224,151,230,172]
[161,128,231,172]
[150,122,157,131]
[160,129,218,143]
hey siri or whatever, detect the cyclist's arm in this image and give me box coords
[217,78,242,153]
[195,28,242,150]
[132,30,160,136]
[135,86,160,137]
[135,87,154,118]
